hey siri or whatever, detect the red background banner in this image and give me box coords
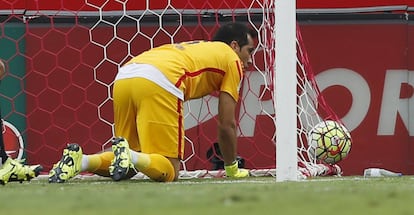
[301,22,413,174]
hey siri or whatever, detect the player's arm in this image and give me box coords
[217,91,238,165]
[217,91,249,178]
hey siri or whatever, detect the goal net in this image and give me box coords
[0,0,341,180]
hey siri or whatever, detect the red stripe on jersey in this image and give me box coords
[235,61,243,78]
[176,99,183,159]
[175,67,225,88]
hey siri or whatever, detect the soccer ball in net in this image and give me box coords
[307,120,352,164]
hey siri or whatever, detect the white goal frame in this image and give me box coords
[275,0,298,182]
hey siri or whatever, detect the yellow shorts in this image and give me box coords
[113,78,185,159]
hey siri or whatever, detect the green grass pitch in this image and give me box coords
[0,175,413,215]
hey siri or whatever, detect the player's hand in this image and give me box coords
[224,161,249,178]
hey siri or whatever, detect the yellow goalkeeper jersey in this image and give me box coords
[125,41,243,101]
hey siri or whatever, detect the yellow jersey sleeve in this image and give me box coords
[125,41,243,102]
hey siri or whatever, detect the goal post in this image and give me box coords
[275,0,298,181]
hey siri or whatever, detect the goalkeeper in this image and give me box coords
[0,59,43,184]
[49,22,256,182]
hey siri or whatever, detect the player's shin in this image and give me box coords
[133,153,175,182]
[86,152,114,177]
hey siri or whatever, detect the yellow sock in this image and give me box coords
[86,152,114,177]
[134,153,175,182]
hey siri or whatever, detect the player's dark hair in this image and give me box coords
[212,22,257,48]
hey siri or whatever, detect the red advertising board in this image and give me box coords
[301,21,413,174]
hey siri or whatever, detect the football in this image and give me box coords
[307,120,352,164]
